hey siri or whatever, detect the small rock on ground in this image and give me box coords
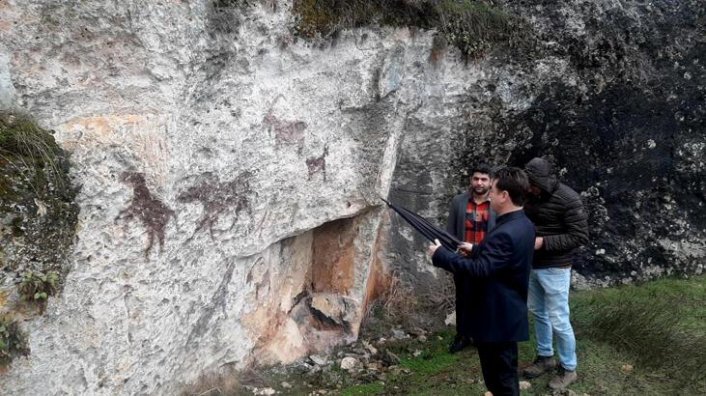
[340,357,359,370]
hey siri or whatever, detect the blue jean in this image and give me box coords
[528,267,577,371]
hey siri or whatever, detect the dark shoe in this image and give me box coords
[522,355,557,379]
[548,367,577,390]
[448,335,472,353]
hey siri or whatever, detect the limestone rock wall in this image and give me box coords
[1,0,704,394]
[0,0,460,394]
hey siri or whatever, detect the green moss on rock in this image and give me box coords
[0,112,79,364]
[435,0,522,58]
[0,315,29,366]
[293,0,435,37]
[292,0,534,59]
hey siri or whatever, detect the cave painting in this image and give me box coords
[116,172,175,257]
[306,145,329,182]
[177,171,254,238]
[262,96,307,153]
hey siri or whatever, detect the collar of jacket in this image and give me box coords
[495,210,525,226]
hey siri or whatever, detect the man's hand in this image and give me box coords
[427,239,442,257]
[457,242,474,257]
[534,237,544,250]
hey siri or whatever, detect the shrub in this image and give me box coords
[18,270,60,303]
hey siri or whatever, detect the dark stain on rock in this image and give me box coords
[116,172,175,257]
[392,1,706,289]
[206,0,250,39]
[500,77,705,279]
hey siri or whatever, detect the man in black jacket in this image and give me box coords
[445,164,497,353]
[521,157,589,390]
[429,167,534,396]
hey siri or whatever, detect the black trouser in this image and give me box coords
[453,273,469,337]
[476,341,520,396]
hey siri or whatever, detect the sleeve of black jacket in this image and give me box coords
[432,233,513,278]
[543,194,589,251]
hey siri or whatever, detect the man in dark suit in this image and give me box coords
[428,167,535,396]
[446,164,497,353]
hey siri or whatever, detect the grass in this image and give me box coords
[340,382,385,396]
[382,331,484,395]
[570,275,706,386]
[183,275,706,395]
[0,111,76,269]
[435,0,519,58]
[0,112,66,191]
[337,274,706,395]
[291,0,533,59]
[292,0,433,38]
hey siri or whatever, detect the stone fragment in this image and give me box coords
[310,293,355,327]
[409,327,427,336]
[391,329,408,339]
[363,340,378,355]
[340,357,359,370]
[445,311,457,326]
[309,354,328,366]
[252,387,277,395]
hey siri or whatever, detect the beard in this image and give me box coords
[473,186,489,196]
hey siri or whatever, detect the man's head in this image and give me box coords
[524,157,556,196]
[469,164,492,197]
[489,167,530,214]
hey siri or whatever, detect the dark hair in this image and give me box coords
[471,163,492,176]
[492,167,529,206]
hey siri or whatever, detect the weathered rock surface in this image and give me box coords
[0,1,421,393]
[0,0,704,394]
[388,0,706,293]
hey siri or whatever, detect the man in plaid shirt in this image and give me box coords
[446,164,497,353]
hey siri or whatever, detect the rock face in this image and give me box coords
[388,0,706,291]
[0,0,704,394]
[0,1,429,394]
